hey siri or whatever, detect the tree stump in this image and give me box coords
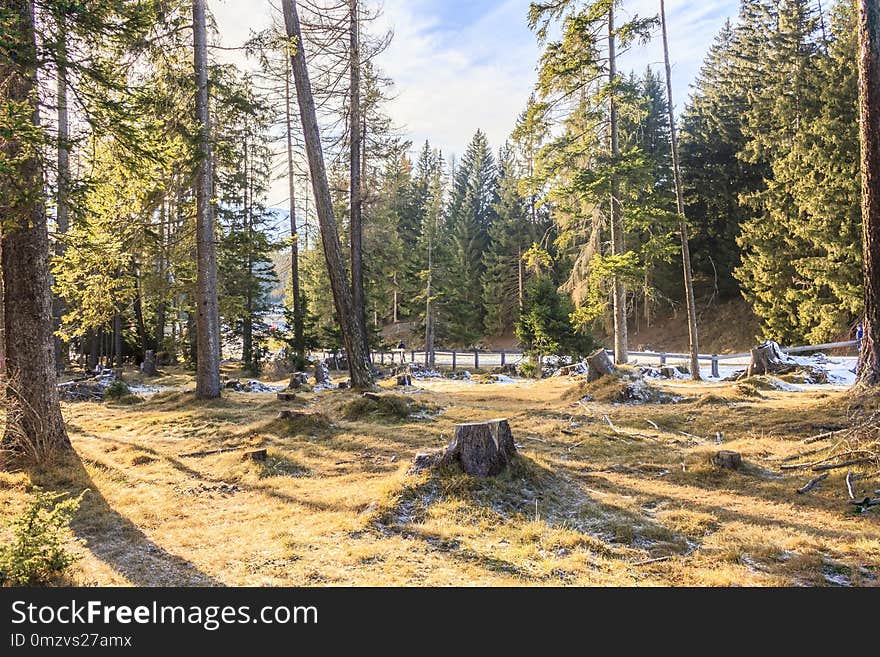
[314,361,329,385]
[440,418,517,477]
[747,340,796,377]
[586,348,615,382]
[277,410,308,420]
[396,374,412,386]
[141,350,158,377]
[277,392,297,401]
[711,450,742,470]
[242,449,267,462]
[338,380,349,389]
[287,372,309,390]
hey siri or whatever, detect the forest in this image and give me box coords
[1,0,879,589]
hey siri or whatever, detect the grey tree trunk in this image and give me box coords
[192,0,221,398]
[858,0,880,385]
[282,0,373,387]
[608,8,628,365]
[53,17,69,372]
[660,0,701,381]
[349,0,369,358]
[113,311,122,368]
[425,240,435,366]
[1,0,69,453]
[284,56,304,362]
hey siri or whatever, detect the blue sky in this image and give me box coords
[212,0,742,199]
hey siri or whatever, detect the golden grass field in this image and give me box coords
[2,365,878,586]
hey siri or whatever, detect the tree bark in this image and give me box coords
[284,55,305,362]
[53,16,69,372]
[349,0,369,359]
[660,0,701,381]
[282,0,373,388]
[440,419,517,477]
[0,0,69,453]
[608,8,628,365]
[857,0,880,385]
[586,347,615,382]
[425,240,435,366]
[193,0,221,397]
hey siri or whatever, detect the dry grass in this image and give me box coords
[0,366,878,586]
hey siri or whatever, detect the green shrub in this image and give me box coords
[518,361,538,378]
[104,380,142,404]
[0,488,86,586]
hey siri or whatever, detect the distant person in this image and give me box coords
[856,321,864,352]
[397,341,405,350]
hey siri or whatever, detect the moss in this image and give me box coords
[343,393,433,421]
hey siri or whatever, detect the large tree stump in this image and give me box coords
[747,340,796,377]
[288,372,309,390]
[711,450,742,470]
[440,418,517,477]
[141,350,158,376]
[586,348,615,382]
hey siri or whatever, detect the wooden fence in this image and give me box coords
[313,339,858,377]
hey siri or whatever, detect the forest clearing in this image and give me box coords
[3,0,880,599]
[2,359,877,587]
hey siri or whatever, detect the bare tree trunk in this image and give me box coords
[425,240,435,366]
[155,199,167,352]
[193,0,221,397]
[349,0,369,358]
[1,0,69,452]
[113,311,122,368]
[857,0,880,385]
[282,0,373,387]
[608,8,628,365]
[53,17,69,372]
[660,0,701,380]
[284,55,304,362]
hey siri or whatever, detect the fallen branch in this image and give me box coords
[603,415,659,441]
[846,470,855,500]
[803,429,846,444]
[796,472,828,494]
[813,457,876,472]
[632,556,671,566]
[849,497,880,509]
[645,419,660,431]
[178,446,245,458]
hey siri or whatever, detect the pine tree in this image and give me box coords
[445,130,498,346]
[482,144,534,336]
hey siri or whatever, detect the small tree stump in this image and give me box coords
[440,418,517,477]
[314,361,329,385]
[586,348,615,382]
[363,391,381,401]
[141,350,158,377]
[338,380,349,389]
[747,340,796,377]
[711,450,742,470]
[277,392,297,402]
[396,374,412,386]
[242,449,267,462]
[288,372,309,389]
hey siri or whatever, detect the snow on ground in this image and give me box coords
[628,353,857,388]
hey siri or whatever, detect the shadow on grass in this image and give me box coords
[30,449,222,586]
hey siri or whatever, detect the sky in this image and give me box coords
[211,0,740,202]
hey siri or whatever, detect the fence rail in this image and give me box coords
[312,339,858,378]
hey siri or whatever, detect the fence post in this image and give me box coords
[452,350,456,371]
[474,349,479,370]
[711,355,719,378]
[380,352,385,365]
[659,352,667,366]
[501,350,506,366]
[411,349,415,363]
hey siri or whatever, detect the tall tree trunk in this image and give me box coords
[53,16,69,372]
[608,8,628,364]
[113,311,122,368]
[193,0,221,398]
[660,0,701,380]
[282,0,373,387]
[349,0,369,358]
[242,134,253,371]
[155,199,167,352]
[425,240,435,366]
[284,55,305,363]
[0,0,69,452]
[857,0,880,385]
